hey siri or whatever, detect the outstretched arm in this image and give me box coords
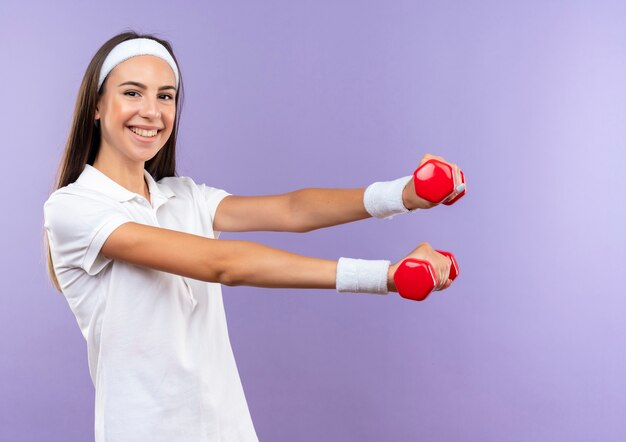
[213,183,426,233]
[213,188,380,233]
[100,222,451,293]
[213,153,464,233]
[100,222,453,294]
[101,221,344,288]
[212,188,373,233]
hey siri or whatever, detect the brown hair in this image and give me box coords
[44,30,185,292]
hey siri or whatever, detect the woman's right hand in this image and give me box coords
[387,242,453,293]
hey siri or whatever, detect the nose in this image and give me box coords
[139,95,161,119]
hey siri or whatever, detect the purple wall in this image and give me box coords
[2,0,626,440]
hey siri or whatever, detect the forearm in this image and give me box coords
[219,239,338,289]
[288,188,372,232]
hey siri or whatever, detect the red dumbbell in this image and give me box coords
[413,159,466,205]
[393,251,459,301]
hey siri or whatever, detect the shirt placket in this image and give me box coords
[135,194,198,310]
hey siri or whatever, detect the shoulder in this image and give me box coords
[44,183,120,212]
[158,175,231,201]
[158,175,199,195]
[43,184,130,235]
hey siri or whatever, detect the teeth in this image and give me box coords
[130,127,158,137]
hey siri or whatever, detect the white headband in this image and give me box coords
[98,38,180,90]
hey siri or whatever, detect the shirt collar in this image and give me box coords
[76,164,176,203]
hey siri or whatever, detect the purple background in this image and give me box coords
[2,0,626,441]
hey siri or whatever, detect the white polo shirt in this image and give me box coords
[43,164,259,442]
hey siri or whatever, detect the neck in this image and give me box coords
[93,153,150,201]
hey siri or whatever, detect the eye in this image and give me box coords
[159,94,174,100]
[124,90,140,97]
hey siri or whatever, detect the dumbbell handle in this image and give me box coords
[413,159,466,205]
[393,250,459,301]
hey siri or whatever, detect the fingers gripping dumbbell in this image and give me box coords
[393,251,459,301]
[413,159,466,205]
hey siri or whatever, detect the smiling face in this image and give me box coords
[94,55,177,166]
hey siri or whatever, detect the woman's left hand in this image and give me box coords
[402,153,464,210]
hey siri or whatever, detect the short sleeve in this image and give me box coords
[43,192,132,276]
[196,184,231,239]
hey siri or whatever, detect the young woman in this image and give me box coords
[43,31,465,442]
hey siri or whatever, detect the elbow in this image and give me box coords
[288,190,315,233]
[298,223,323,233]
[293,224,314,233]
[291,217,317,233]
[218,269,243,287]
[199,238,244,286]
[214,246,245,287]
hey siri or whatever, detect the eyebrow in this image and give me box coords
[117,81,177,92]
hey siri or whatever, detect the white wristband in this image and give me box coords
[364,175,417,219]
[336,257,390,294]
